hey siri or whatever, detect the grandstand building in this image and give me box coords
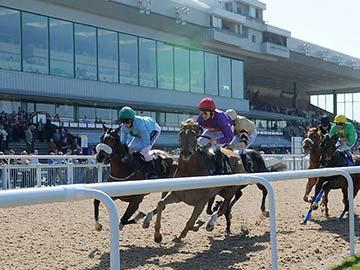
[1,0,360,150]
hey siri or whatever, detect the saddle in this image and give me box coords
[133,151,173,179]
[240,153,254,173]
[204,148,239,175]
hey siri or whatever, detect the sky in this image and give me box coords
[264,0,360,58]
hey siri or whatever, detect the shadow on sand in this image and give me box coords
[88,232,270,270]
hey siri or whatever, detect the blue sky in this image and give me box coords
[264,0,360,58]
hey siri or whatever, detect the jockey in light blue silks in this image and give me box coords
[119,106,161,178]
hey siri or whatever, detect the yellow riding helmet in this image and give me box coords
[334,114,346,124]
[225,109,238,121]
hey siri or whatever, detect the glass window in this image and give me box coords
[74,24,97,80]
[344,102,353,120]
[353,93,360,102]
[337,93,344,102]
[0,7,21,70]
[111,109,118,122]
[345,93,352,102]
[26,102,35,113]
[49,18,73,77]
[0,100,21,114]
[166,113,179,126]
[96,108,112,123]
[174,47,189,91]
[337,102,344,115]
[318,95,326,109]
[139,38,156,87]
[219,56,231,97]
[22,13,48,74]
[190,50,204,93]
[325,94,333,113]
[98,29,118,83]
[119,33,138,85]
[159,112,165,126]
[36,103,55,116]
[157,42,173,90]
[205,52,218,96]
[55,104,74,121]
[310,95,318,106]
[231,59,244,98]
[354,103,360,122]
[78,106,95,123]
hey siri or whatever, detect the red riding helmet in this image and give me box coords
[198,97,216,112]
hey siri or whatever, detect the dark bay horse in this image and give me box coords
[143,119,242,243]
[309,134,360,221]
[94,125,177,231]
[302,127,331,217]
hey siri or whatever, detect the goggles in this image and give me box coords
[200,110,211,117]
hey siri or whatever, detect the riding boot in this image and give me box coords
[145,159,158,179]
[215,148,224,174]
[344,150,354,166]
[240,153,252,172]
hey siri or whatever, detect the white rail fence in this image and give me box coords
[0,154,309,190]
[0,166,360,270]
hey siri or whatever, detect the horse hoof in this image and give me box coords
[154,234,163,243]
[206,209,213,215]
[143,222,150,229]
[311,203,318,210]
[95,223,103,232]
[303,196,309,203]
[192,220,205,232]
[172,236,181,243]
[134,212,146,223]
[206,224,214,232]
[299,220,307,225]
[262,211,270,218]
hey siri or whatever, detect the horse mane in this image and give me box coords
[180,118,198,131]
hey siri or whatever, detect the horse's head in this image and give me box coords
[96,124,129,163]
[179,118,201,160]
[320,134,339,167]
[303,127,322,154]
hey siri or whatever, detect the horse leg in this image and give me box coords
[257,184,269,217]
[338,186,349,220]
[301,180,325,224]
[154,192,178,243]
[224,204,233,234]
[206,195,216,215]
[230,188,243,209]
[94,199,103,231]
[143,192,168,229]
[320,190,330,218]
[175,202,207,242]
[304,177,317,203]
[206,195,231,232]
[120,198,144,229]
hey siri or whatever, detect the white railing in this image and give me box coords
[1,167,359,269]
[0,155,110,190]
[0,154,310,190]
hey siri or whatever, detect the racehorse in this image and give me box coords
[309,134,360,220]
[302,127,331,217]
[143,118,242,242]
[94,125,177,231]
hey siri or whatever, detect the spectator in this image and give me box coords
[30,149,39,165]
[71,137,79,151]
[0,124,8,152]
[37,118,44,142]
[59,137,69,153]
[54,113,61,122]
[24,125,34,153]
[48,138,57,153]
[52,128,61,146]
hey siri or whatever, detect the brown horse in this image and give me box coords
[310,134,360,220]
[94,125,177,231]
[144,119,242,243]
[302,127,331,216]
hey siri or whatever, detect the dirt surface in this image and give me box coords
[0,179,359,270]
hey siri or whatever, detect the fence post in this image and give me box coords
[67,163,74,185]
[97,164,103,183]
[36,165,42,187]
[1,164,8,190]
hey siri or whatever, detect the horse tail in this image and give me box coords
[246,150,287,172]
[269,162,287,172]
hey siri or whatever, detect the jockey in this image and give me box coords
[196,97,234,149]
[119,106,161,178]
[225,109,257,172]
[328,114,357,165]
[318,115,331,135]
